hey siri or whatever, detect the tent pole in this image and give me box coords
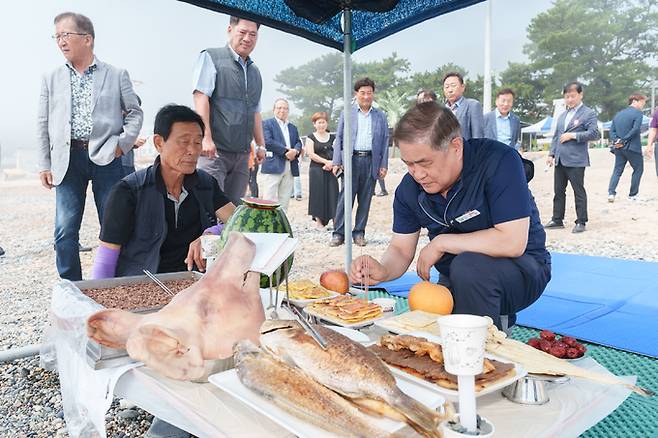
[482,0,492,113]
[342,8,353,273]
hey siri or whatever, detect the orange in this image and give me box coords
[408,282,454,315]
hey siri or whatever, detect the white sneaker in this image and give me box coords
[608,194,615,203]
[628,195,645,202]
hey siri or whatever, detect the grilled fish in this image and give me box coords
[259,320,442,435]
[234,340,397,438]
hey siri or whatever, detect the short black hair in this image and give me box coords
[354,77,376,93]
[154,105,205,141]
[442,72,464,85]
[496,88,515,98]
[563,81,583,94]
[230,15,261,29]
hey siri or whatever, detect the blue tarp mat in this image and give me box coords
[359,253,658,358]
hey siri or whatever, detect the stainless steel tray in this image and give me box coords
[68,271,203,370]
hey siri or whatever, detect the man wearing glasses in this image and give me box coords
[37,12,143,281]
[349,103,550,331]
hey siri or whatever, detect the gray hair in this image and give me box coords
[54,12,95,39]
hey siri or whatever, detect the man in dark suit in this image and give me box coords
[607,94,647,202]
[261,98,302,210]
[443,72,483,140]
[483,88,522,150]
[331,77,389,247]
[545,82,600,233]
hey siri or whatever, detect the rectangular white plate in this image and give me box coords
[285,291,339,308]
[374,318,438,336]
[303,306,388,329]
[209,369,445,438]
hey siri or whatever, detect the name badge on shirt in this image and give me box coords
[455,209,481,223]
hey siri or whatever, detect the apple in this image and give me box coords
[320,270,349,294]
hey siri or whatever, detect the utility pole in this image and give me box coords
[482,0,492,113]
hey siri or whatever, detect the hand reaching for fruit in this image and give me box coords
[527,330,587,359]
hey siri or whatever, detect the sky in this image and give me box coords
[0,0,553,167]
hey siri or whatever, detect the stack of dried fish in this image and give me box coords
[234,320,445,438]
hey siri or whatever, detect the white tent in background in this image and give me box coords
[522,116,553,134]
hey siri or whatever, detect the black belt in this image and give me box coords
[70,139,89,149]
[353,150,372,156]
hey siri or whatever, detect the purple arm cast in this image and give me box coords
[91,245,120,279]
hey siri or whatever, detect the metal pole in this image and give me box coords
[482,0,492,113]
[0,344,41,363]
[342,9,353,272]
[651,80,656,116]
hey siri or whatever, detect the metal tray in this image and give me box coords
[67,271,203,370]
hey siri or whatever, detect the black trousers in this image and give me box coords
[248,163,259,198]
[438,252,551,330]
[552,163,587,224]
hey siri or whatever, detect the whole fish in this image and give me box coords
[233,340,397,438]
[259,320,442,435]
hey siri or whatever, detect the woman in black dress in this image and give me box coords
[306,112,338,228]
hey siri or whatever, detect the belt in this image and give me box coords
[353,150,372,156]
[70,139,89,149]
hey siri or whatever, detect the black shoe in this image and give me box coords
[329,236,344,247]
[295,195,302,201]
[0,246,4,257]
[79,243,92,252]
[572,223,586,233]
[543,220,565,229]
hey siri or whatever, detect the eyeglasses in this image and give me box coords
[51,32,88,42]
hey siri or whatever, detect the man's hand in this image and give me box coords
[256,146,265,164]
[134,137,147,148]
[379,168,387,178]
[613,141,625,149]
[559,133,576,143]
[202,137,218,159]
[546,155,555,167]
[645,146,654,160]
[350,255,387,286]
[416,238,445,281]
[115,146,123,158]
[332,165,343,177]
[39,171,54,190]
[285,149,297,161]
[185,237,206,272]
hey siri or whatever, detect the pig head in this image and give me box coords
[86,232,265,380]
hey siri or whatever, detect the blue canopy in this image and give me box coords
[179,0,485,51]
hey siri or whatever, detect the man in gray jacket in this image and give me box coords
[442,72,483,140]
[193,16,265,206]
[37,12,143,281]
[545,82,600,233]
[607,94,647,202]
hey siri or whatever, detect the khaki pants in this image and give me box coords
[260,161,293,210]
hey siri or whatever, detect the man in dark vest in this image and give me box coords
[90,104,234,438]
[192,16,266,206]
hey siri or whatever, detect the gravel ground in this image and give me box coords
[1,148,657,436]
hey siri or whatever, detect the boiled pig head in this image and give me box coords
[86,232,265,380]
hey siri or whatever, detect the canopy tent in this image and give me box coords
[179,0,485,269]
[601,115,652,130]
[521,116,553,134]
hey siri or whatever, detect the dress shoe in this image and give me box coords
[295,195,302,201]
[329,236,344,247]
[0,246,5,257]
[353,235,367,247]
[543,220,565,229]
[375,191,388,197]
[79,243,92,252]
[572,223,586,233]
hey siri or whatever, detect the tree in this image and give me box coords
[520,0,658,120]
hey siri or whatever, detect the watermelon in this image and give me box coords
[217,197,294,288]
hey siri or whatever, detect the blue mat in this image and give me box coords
[357,253,658,358]
[517,252,658,358]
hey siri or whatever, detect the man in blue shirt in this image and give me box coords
[483,88,521,150]
[607,94,646,202]
[350,103,551,329]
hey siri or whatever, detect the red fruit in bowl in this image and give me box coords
[539,339,553,353]
[527,338,541,349]
[561,336,578,347]
[540,330,556,341]
[566,348,581,359]
[553,341,568,350]
[575,343,587,354]
[549,345,567,358]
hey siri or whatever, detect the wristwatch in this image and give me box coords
[256,145,266,153]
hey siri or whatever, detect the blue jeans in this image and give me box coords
[55,148,123,280]
[607,149,643,197]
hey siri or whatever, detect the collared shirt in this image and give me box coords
[166,186,189,229]
[276,117,291,149]
[354,106,373,151]
[192,47,262,112]
[495,109,512,146]
[446,96,465,112]
[563,103,583,129]
[67,58,98,140]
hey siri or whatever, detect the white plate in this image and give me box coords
[285,291,340,308]
[323,325,371,343]
[303,306,387,329]
[374,318,439,337]
[209,369,445,438]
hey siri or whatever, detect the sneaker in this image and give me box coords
[295,195,302,201]
[329,236,344,247]
[608,194,615,203]
[628,195,645,202]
